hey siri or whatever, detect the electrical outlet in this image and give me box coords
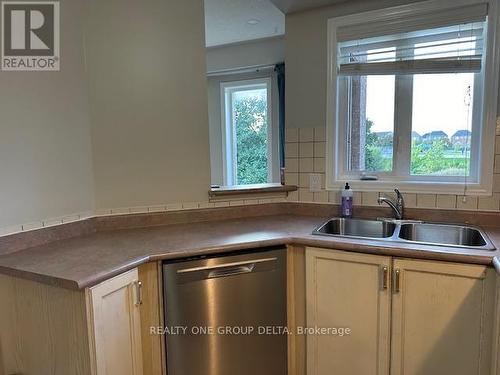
[497,117,500,135]
[309,173,322,192]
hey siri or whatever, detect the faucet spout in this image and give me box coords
[378,189,405,220]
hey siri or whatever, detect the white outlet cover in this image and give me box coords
[497,117,500,134]
[309,173,323,192]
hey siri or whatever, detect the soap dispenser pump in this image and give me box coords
[341,183,353,218]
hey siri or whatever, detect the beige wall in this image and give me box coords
[0,0,211,230]
[0,0,94,229]
[85,0,210,210]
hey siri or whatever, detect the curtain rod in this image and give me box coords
[206,63,283,77]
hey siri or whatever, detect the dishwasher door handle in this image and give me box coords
[208,264,255,278]
[177,257,277,276]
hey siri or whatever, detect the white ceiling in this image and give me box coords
[204,0,285,47]
[269,0,350,14]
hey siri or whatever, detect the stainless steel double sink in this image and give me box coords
[313,218,495,250]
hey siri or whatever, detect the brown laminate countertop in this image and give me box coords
[1,214,500,290]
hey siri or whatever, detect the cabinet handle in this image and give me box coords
[381,266,389,290]
[134,281,143,306]
[393,269,401,293]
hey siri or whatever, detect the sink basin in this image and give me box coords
[398,223,494,249]
[313,218,397,239]
[312,218,495,250]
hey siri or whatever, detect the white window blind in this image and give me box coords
[337,4,488,76]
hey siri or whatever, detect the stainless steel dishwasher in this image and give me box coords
[163,247,287,375]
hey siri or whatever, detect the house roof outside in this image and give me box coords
[452,130,472,138]
[422,130,448,139]
[374,131,393,138]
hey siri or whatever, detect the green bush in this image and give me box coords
[365,119,392,172]
[411,140,468,175]
[234,96,268,185]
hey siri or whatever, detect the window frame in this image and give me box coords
[220,77,274,186]
[326,0,500,195]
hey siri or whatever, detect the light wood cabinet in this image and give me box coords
[86,268,144,375]
[493,273,500,375]
[305,247,496,375]
[0,264,163,375]
[391,258,495,375]
[0,274,93,375]
[306,248,391,375]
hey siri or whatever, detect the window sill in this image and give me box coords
[327,179,492,196]
[209,183,298,198]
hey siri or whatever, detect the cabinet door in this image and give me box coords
[306,247,391,375]
[493,273,500,375]
[87,268,143,375]
[391,258,495,375]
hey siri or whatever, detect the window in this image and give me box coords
[327,1,499,194]
[221,78,274,186]
[411,73,476,177]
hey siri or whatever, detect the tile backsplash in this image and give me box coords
[284,126,500,212]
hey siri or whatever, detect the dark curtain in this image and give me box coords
[275,63,285,168]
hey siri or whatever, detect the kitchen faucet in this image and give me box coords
[378,189,405,220]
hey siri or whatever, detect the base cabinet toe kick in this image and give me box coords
[1,246,500,375]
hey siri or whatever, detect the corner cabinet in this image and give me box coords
[305,247,496,375]
[390,258,494,375]
[86,269,144,375]
[0,264,163,375]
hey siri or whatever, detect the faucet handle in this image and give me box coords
[394,189,405,206]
